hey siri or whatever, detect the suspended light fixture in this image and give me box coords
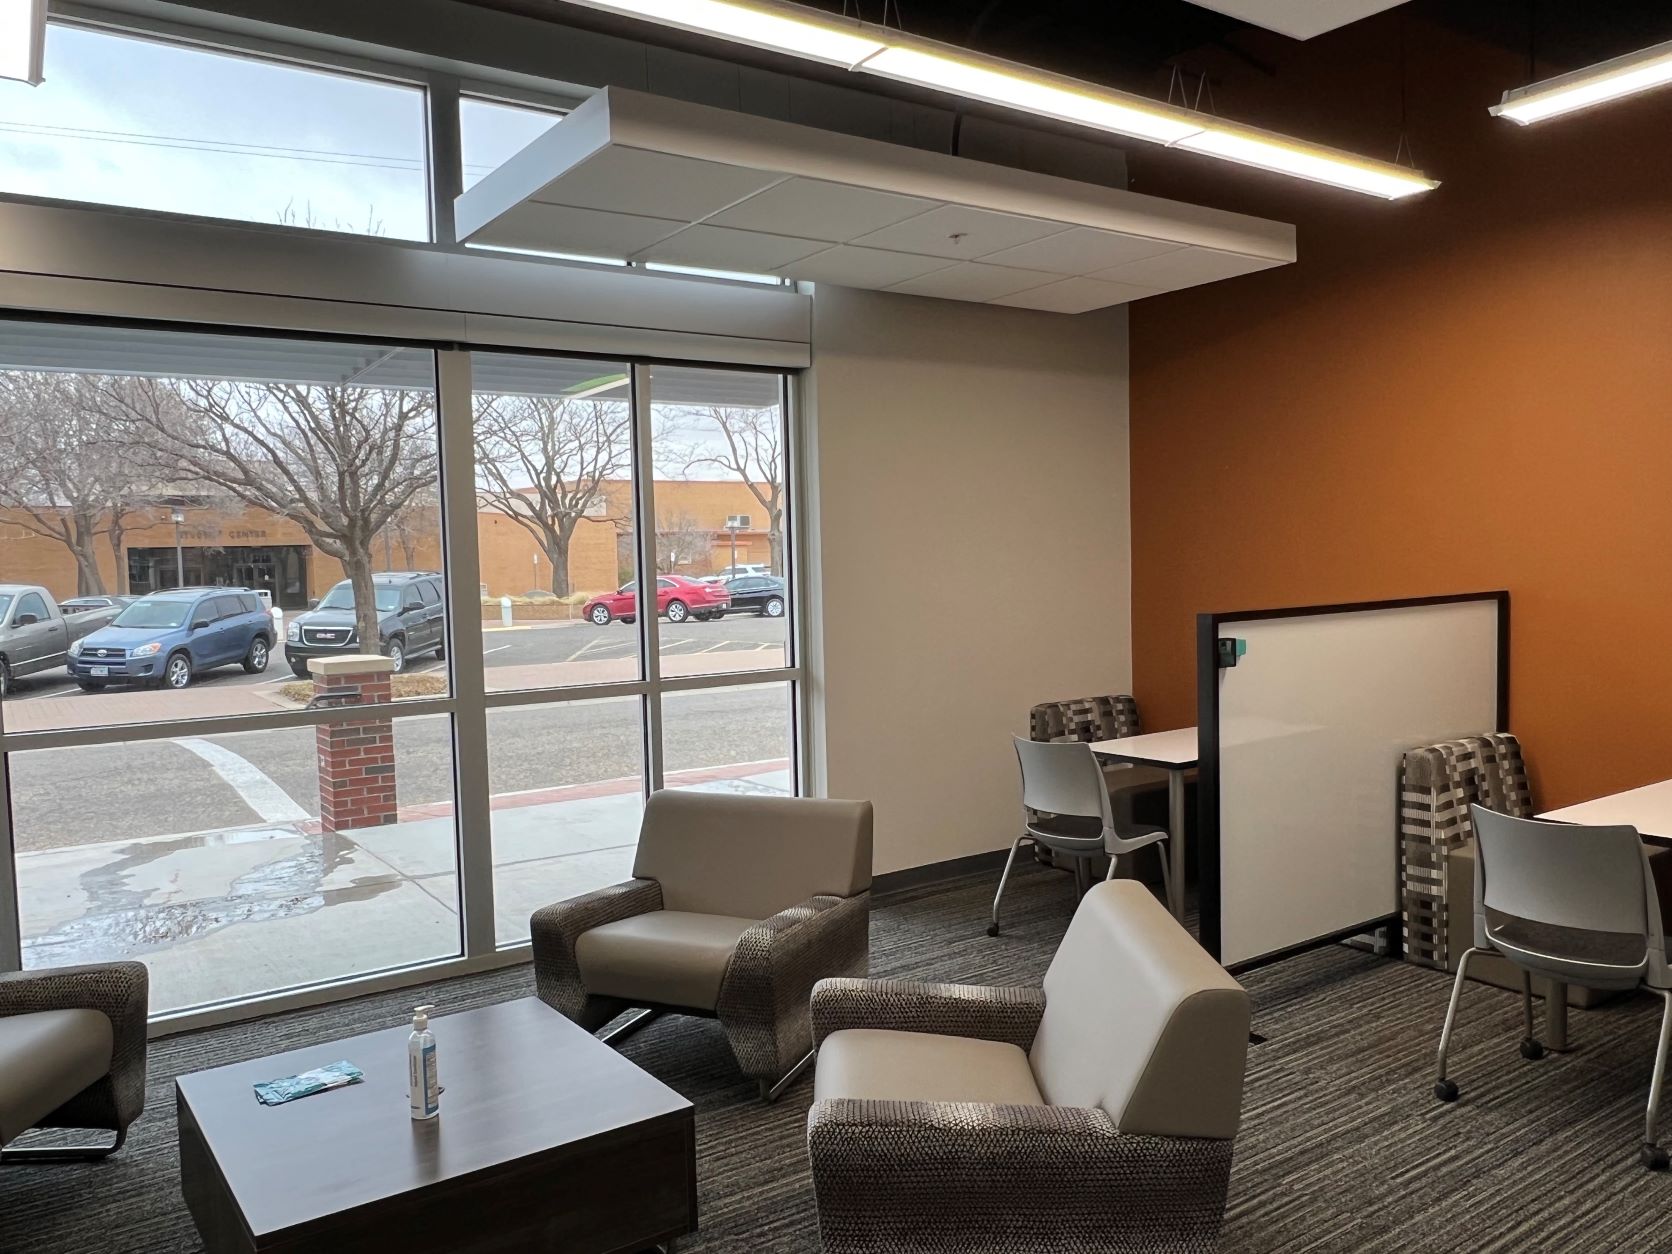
[0,0,46,84]
[560,0,1438,199]
[1492,38,1672,125]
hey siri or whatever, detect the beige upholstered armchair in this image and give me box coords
[531,790,873,1100]
[0,961,149,1161]
[807,881,1249,1254]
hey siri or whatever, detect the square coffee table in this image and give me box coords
[176,997,696,1253]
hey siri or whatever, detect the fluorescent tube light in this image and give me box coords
[558,0,1438,199]
[1175,125,1438,199]
[860,46,1202,146]
[0,0,46,85]
[559,0,884,68]
[1492,38,1672,125]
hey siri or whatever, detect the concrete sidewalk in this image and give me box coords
[17,765,791,1015]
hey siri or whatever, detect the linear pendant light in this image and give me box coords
[0,0,47,84]
[558,0,1438,199]
[1492,38,1672,124]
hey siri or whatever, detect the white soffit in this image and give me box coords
[456,87,1296,315]
[1180,0,1408,40]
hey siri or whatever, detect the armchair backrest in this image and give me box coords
[1029,881,1250,1139]
[632,790,873,920]
[1029,694,1140,744]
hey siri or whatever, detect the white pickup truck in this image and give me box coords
[0,584,122,696]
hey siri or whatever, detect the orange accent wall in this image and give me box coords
[1128,14,1672,809]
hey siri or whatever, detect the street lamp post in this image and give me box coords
[171,509,186,590]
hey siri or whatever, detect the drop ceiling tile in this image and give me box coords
[533,146,783,222]
[1095,247,1283,289]
[992,276,1159,314]
[472,202,684,259]
[637,223,829,272]
[852,205,1067,260]
[708,178,940,242]
[780,245,955,289]
[888,262,1057,303]
[981,228,1186,276]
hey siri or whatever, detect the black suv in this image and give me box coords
[284,572,445,677]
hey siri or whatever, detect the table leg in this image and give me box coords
[1546,980,1570,1051]
[1168,770,1186,922]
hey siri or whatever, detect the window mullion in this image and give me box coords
[631,362,665,794]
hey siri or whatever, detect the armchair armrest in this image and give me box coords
[0,962,149,1134]
[530,877,662,1021]
[807,1098,1234,1254]
[811,978,1046,1050]
[717,892,869,1085]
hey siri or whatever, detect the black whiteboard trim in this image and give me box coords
[1195,590,1510,970]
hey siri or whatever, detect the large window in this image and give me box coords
[0,23,430,239]
[0,325,802,1022]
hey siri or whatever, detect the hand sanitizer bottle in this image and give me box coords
[408,1005,440,1121]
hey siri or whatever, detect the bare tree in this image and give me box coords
[656,511,711,574]
[677,406,786,574]
[0,372,150,596]
[379,487,439,571]
[101,378,437,649]
[474,393,630,597]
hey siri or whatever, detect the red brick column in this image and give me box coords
[310,654,397,833]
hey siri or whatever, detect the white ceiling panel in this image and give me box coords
[533,146,784,221]
[456,88,1296,315]
[993,276,1158,315]
[981,227,1185,276]
[781,245,954,289]
[638,223,829,271]
[707,177,938,241]
[1096,247,1286,290]
[1181,0,1407,40]
[851,204,1066,260]
[888,262,1056,303]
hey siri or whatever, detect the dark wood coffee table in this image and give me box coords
[176,997,695,1254]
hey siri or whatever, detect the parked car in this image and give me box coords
[583,575,731,626]
[717,574,787,619]
[284,571,445,677]
[705,563,771,582]
[60,595,136,615]
[67,588,272,690]
[0,585,124,696]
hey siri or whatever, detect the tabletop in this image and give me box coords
[1088,726,1199,769]
[1540,778,1672,844]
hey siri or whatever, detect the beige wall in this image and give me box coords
[805,285,1131,876]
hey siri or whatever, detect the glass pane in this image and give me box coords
[459,96,563,191]
[663,681,794,795]
[648,366,790,679]
[0,24,430,239]
[11,713,461,1014]
[0,320,444,732]
[471,352,638,693]
[488,698,644,946]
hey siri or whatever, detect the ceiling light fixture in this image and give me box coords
[1491,38,1672,125]
[0,0,46,84]
[559,0,1437,199]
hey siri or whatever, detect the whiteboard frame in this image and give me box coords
[1195,591,1509,972]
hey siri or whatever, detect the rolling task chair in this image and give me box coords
[1433,804,1672,1170]
[989,737,1174,936]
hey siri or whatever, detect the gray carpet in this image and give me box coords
[5,863,1672,1253]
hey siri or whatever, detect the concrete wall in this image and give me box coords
[805,285,1131,875]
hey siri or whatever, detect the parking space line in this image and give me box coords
[173,737,310,823]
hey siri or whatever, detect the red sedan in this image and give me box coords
[583,576,731,626]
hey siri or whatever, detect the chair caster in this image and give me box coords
[1519,1037,1545,1061]
[986,924,1000,937]
[1643,1143,1670,1171]
[1434,1079,1459,1103]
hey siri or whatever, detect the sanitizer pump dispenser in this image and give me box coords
[408,1005,440,1121]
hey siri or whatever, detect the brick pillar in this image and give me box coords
[311,654,397,833]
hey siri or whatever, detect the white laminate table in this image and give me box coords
[1532,779,1672,1050]
[1088,727,1198,922]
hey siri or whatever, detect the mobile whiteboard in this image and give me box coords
[1196,593,1506,970]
